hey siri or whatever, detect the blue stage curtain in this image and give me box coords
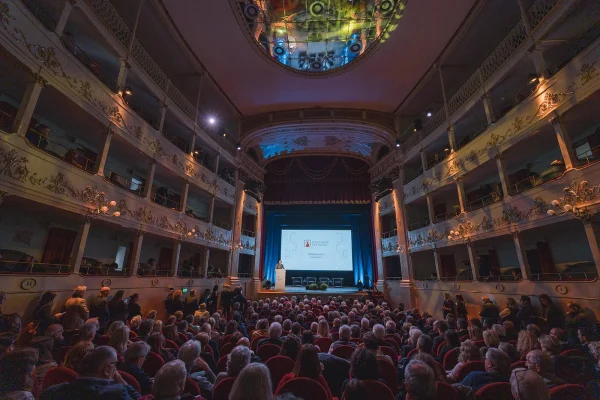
[262,204,374,285]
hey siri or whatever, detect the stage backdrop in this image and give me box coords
[262,204,374,286]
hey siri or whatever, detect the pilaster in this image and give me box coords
[95,127,113,176]
[482,93,496,125]
[456,178,467,213]
[130,231,144,276]
[55,0,76,37]
[70,217,91,273]
[171,240,181,277]
[512,231,531,280]
[372,195,385,289]
[13,74,46,135]
[433,249,442,280]
[426,194,435,225]
[448,125,457,152]
[420,151,428,172]
[551,114,576,170]
[116,58,130,93]
[143,160,156,199]
[467,241,479,281]
[180,181,189,212]
[495,154,510,198]
[583,222,600,279]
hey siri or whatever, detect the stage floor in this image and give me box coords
[257,285,361,297]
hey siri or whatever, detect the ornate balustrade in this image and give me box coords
[407,161,600,251]
[378,193,395,215]
[242,195,258,215]
[382,236,399,257]
[239,234,256,255]
[403,35,600,204]
[0,134,232,249]
[0,0,235,204]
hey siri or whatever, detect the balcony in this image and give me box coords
[378,193,395,215]
[382,235,399,257]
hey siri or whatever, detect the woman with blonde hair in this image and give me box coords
[106,320,124,337]
[153,320,163,333]
[480,329,500,358]
[63,341,94,372]
[316,319,330,339]
[516,330,540,356]
[147,332,176,362]
[447,340,482,382]
[499,297,519,323]
[229,363,273,400]
[468,324,484,341]
[129,315,142,333]
[108,325,130,355]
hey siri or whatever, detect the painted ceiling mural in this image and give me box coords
[233,0,405,73]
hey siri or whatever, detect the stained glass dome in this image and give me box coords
[234,0,405,74]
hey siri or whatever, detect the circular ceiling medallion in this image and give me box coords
[453,283,461,290]
[188,279,195,286]
[20,278,37,290]
[555,285,568,295]
[101,279,112,287]
[151,279,159,287]
[231,0,406,76]
[495,284,505,292]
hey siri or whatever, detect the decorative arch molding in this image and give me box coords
[242,120,396,166]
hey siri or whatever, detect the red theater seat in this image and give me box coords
[275,377,329,400]
[455,360,485,382]
[142,351,165,377]
[42,366,78,391]
[475,382,513,400]
[266,356,295,391]
[314,337,333,353]
[212,377,236,400]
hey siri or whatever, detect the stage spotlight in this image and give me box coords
[426,109,432,118]
[236,143,242,151]
[208,117,216,125]
[528,74,539,84]
[123,86,133,97]
[395,139,401,148]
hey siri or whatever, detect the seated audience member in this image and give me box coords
[498,342,521,363]
[136,319,154,341]
[147,332,176,363]
[119,341,153,395]
[525,349,565,388]
[430,321,448,352]
[350,325,361,340]
[229,363,273,400]
[251,319,269,343]
[456,318,469,338]
[276,344,332,399]
[362,332,393,365]
[318,351,351,398]
[586,341,600,399]
[285,322,302,343]
[0,333,15,358]
[510,368,550,400]
[151,360,187,400]
[199,323,219,359]
[257,322,283,348]
[527,324,542,338]
[341,379,369,400]
[0,348,38,400]
[31,336,58,391]
[329,325,357,353]
[447,340,482,382]
[78,320,99,345]
[45,324,65,351]
[129,316,142,334]
[40,346,140,400]
[480,329,500,358]
[413,352,447,383]
[402,328,422,357]
[459,347,511,391]
[215,345,252,386]
[107,321,125,338]
[64,341,94,372]
[280,337,301,361]
[416,333,433,355]
[177,340,215,397]
[404,360,436,400]
[538,334,561,357]
[468,324,484,341]
[341,348,381,394]
[503,320,518,342]
[162,324,181,347]
[108,326,130,356]
[438,330,460,364]
[317,319,330,339]
[517,330,540,357]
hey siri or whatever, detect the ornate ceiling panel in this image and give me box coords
[232,0,406,75]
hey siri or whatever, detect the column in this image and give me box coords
[438,67,450,121]
[126,0,144,54]
[482,93,496,125]
[251,202,263,297]
[214,153,221,174]
[95,127,113,176]
[180,181,189,212]
[129,231,144,276]
[583,222,600,278]
[456,178,467,213]
[55,0,75,37]
[228,175,244,286]
[171,240,181,276]
[203,248,210,278]
[208,196,216,224]
[392,172,413,283]
[70,217,91,273]
[420,150,428,172]
[466,241,479,281]
[426,194,435,225]
[12,74,46,135]
[142,160,156,199]
[495,154,510,198]
[372,195,385,290]
[194,73,205,123]
[551,114,576,170]
[158,102,168,133]
[433,249,442,280]
[517,0,533,35]
[448,125,457,153]
[512,231,531,280]
[189,134,196,156]
[517,0,547,76]
[116,58,130,94]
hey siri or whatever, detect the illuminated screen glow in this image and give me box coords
[281,229,353,271]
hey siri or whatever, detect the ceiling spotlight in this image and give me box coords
[123,86,133,97]
[236,143,242,151]
[208,117,216,125]
[222,132,227,137]
[528,74,539,84]
[426,109,432,118]
[395,139,401,148]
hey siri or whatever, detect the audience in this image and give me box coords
[459,347,511,391]
[229,363,273,400]
[404,359,436,400]
[215,345,251,386]
[0,348,38,400]
[151,360,187,400]
[447,340,481,382]
[276,344,332,399]
[119,341,152,394]
[510,368,550,400]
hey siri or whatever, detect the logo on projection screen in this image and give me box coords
[304,240,311,248]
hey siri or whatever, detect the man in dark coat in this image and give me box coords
[89,287,111,333]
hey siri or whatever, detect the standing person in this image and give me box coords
[220,287,234,320]
[232,287,247,315]
[127,293,142,320]
[455,294,468,319]
[62,286,89,332]
[164,291,175,316]
[207,285,219,314]
[442,293,455,319]
[539,294,565,329]
[32,291,56,335]
[516,295,537,330]
[499,297,519,323]
[183,289,199,317]
[479,296,500,325]
[108,290,128,324]
[89,287,111,333]
[171,291,184,315]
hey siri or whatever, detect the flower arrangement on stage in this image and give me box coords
[262,279,272,290]
[306,283,328,291]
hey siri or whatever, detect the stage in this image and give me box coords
[255,285,381,301]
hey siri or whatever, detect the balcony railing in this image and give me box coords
[408,220,429,231]
[547,22,600,75]
[529,272,598,281]
[0,108,16,132]
[508,164,565,196]
[177,267,204,278]
[152,192,180,210]
[382,229,398,239]
[466,191,503,212]
[577,144,600,167]
[457,123,488,150]
[103,169,145,196]
[214,220,231,230]
[163,131,189,154]
[241,229,255,238]
[0,261,71,275]
[25,127,97,173]
[185,207,208,222]
[80,266,130,276]
[137,267,172,277]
